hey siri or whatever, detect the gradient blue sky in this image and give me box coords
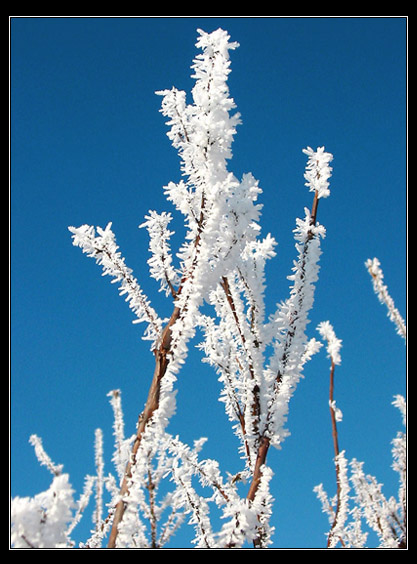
[11,17,407,549]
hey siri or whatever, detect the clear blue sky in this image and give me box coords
[11,17,407,548]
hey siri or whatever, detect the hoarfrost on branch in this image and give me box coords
[11,28,406,549]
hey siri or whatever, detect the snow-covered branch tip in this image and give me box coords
[68,223,163,346]
[29,434,63,477]
[317,320,342,366]
[302,146,333,199]
[365,257,406,341]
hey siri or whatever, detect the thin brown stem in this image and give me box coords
[329,361,340,459]
[107,149,210,548]
[326,360,346,548]
[147,468,158,548]
[310,189,319,228]
[246,436,270,503]
[107,306,181,548]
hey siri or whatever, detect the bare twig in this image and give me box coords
[326,360,345,548]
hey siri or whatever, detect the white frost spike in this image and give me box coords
[301,337,323,365]
[107,389,127,483]
[317,320,342,366]
[302,146,333,198]
[29,434,63,476]
[365,257,406,341]
[140,210,180,296]
[93,429,104,529]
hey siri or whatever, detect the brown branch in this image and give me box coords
[107,306,181,548]
[246,436,270,503]
[107,154,210,548]
[21,534,36,549]
[220,276,259,465]
[326,360,346,548]
[220,276,257,384]
[147,468,158,548]
[243,191,321,547]
[328,361,340,459]
[310,189,319,228]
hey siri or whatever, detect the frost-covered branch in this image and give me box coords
[317,320,343,451]
[68,222,163,346]
[316,321,345,547]
[314,336,407,550]
[65,29,333,548]
[93,429,104,531]
[29,434,64,477]
[365,257,406,341]
[140,211,180,298]
[105,28,270,546]
[107,389,127,483]
[66,476,95,538]
[263,205,327,448]
[14,26,406,550]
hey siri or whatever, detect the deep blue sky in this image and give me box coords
[11,17,406,548]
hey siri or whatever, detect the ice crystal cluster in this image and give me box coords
[11,28,406,549]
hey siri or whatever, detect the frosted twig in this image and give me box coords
[93,429,104,530]
[68,223,163,346]
[316,321,345,547]
[29,434,63,476]
[365,257,406,341]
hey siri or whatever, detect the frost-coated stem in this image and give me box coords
[107,305,181,547]
[93,429,104,531]
[365,257,406,341]
[244,147,333,544]
[220,275,258,465]
[108,30,242,546]
[327,360,344,548]
[245,188,323,543]
[316,320,344,547]
[329,362,340,458]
